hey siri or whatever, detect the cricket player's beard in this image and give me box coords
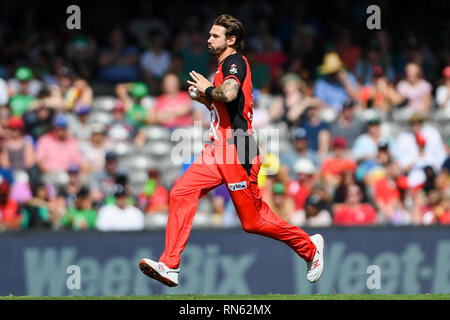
[207,43,227,56]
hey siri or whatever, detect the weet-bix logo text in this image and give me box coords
[228,181,247,191]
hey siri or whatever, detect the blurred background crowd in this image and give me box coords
[0,0,450,231]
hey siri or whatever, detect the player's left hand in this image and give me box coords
[187,71,213,93]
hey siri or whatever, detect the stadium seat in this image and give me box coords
[144,126,172,142]
[113,141,134,157]
[91,96,117,111]
[88,111,113,125]
[107,124,132,141]
[41,171,69,189]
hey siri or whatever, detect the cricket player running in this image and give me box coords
[139,14,324,287]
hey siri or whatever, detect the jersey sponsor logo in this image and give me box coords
[228,181,247,191]
[209,103,220,141]
[229,64,238,74]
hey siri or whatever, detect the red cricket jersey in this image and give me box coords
[210,53,254,145]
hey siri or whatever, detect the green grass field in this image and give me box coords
[1,294,449,300]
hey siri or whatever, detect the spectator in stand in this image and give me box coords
[137,168,169,214]
[0,116,36,171]
[35,113,81,173]
[354,38,395,85]
[42,66,93,112]
[67,105,93,142]
[396,62,432,112]
[61,187,97,230]
[357,141,392,186]
[352,117,398,163]
[292,186,333,227]
[332,169,369,212]
[140,30,171,93]
[58,68,93,111]
[435,66,450,110]
[329,99,365,147]
[154,73,193,130]
[115,82,150,129]
[65,35,98,81]
[321,136,357,190]
[265,181,295,223]
[314,52,360,112]
[106,101,136,143]
[210,183,232,226]
[286,158,316,213]
[98,28,140,83]
[254,35,288,88]
[0,179,20,230]
[8,67,38,116]
[359,66,405,113]
[333,184,378,226]
[80,123,113,179]
[96,184,144,231]
[22,87,59,141]
[334,27,361,72]
[89,151,123,204]
[435,191,450,224]
[396,112,447,173]
[180,31,210,85]
[299,105,330,161]
[373,160,411,225]
[268,73,323,127]
[55,164,84,210]
[0,106,10,140]
[279,127,319,180]
[0,76,8,106]
[21,182,57,229]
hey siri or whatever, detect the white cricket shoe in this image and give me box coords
[306,234,325,283]
[139,258,179,287]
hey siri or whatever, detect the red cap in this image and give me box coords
[8,116,24,130]
[332,136,348,149]
[113,101,125,112]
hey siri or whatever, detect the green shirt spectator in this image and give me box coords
[9,95,35,116]
[61,207,97,230]
[61,187,97,230]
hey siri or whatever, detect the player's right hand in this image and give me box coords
[188,85,212,109]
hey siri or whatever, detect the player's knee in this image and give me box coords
[169,184,183,200]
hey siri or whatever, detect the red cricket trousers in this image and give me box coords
[159,142,316,269]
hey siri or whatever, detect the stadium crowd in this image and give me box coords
[0,0,449,231]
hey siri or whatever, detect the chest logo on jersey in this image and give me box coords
[229,64,238,74]
[228,181,247,191]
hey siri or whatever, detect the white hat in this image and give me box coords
[294,158,316,175]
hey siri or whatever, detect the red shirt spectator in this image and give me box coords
[374,177,400,205]
[154,73,192,129]
[322,136,357,188]
[286,158,316,210]
[0,180,20,229]
[333,184,378,225]
[137,169,169,214]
